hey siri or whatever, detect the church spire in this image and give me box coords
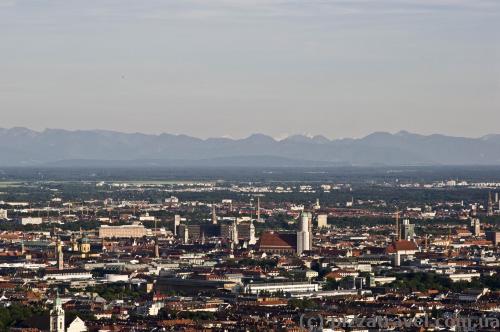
[50,291,65,332]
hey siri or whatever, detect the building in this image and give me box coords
[50,294,65,332]
[386,240,419,266]
[212,205,218,225]
[56,238,64,270]
[139,212,155,221]
[470,217,481,236]
[317,214,328,229]
[231,220,238,245]
[243,281,318,295]
[257,231,296,254]
[178,224,189,243]
[0,209,7,220]
[486,231,500,246]
[296,211,312,255]
[156,277,237,295]
[173,215,181,236]
[248,219,256,245]
[98,224,147,238]
[67,317,87,332]
[43,269,93,281]
[237,222,256,244]
[401,219,415,240]
[487,192,494,216]
[21,217,43,225]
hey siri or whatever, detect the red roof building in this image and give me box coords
[257,231,297,254]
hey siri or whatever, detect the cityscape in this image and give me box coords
[2,0,500,331]
[0,167,498,331]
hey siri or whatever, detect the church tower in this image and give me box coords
[50,292,65,332]
[249,219,256,245]
[297,211,312,255]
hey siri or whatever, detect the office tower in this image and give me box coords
[231,220,239,245]
[212,204,218,225]
[485,231,500,246]
[314,198,320,210]
[296,211,312,255]
[401,219,415,240]
[154,239,160,258]
[174,214,181,235]
[395,211,400,241]
[236,221,256,245]
[178,224,189,244]
[470,217,481,236]
[317,214,328,229]
[487,192,494,216]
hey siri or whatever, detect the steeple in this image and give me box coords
[249,219,256,245]
[296,211,312,255]
[50,291,65,332]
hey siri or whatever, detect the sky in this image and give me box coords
[0,0,499,139]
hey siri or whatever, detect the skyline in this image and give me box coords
[1,0,499,138]
[3,126,500,167]
[2,125,500,141]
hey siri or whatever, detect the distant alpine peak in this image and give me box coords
[0,127,499,167]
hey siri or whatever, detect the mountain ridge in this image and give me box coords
[1,127,499,167]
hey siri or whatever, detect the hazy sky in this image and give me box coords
[1,0,499,139]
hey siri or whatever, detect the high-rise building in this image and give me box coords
[235,221,256,245]
[50,293,65,332]
[174,215,181,235]
[470,217,481,236]
[401,219,415,240]
[154,239,160,258]
[317,214,328,229]
[296,211,312,255]
[231,220,239,245]
[178,224,189,244]
[485,231,500,246]
[313,199,321,210]
[212,205,218,225]
[487,192,494,216]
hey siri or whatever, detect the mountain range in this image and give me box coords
[1,127,500,167]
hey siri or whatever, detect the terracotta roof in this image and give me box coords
[258,232,296,249]
[386,240,418,253]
